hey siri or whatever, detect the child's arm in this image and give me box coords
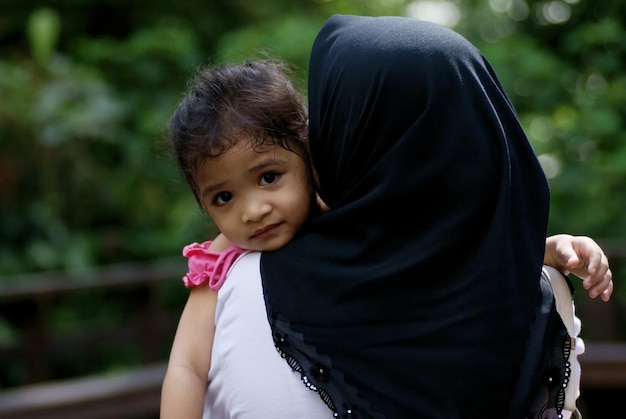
[161,284,216,418]
[160,235,231,418]
[544,234,613,301]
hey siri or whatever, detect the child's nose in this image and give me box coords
[241,200,272,223]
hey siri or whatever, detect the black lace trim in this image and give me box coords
[556,331,573,416]
[535,330,571,419]
[269,311,370,418]
[532,280,575,419]
[514,273,576,419]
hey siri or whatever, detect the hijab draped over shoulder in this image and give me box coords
[261,14,550,418]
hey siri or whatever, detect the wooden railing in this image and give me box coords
[0,258,187,418]
[580,343,626,389]
[0,363,166,419]
[0,251,624,418]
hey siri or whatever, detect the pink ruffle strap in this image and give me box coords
[181,241,245,291]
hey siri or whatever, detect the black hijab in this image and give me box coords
[261,14,550,418]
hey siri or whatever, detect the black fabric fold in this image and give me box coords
[261,14,550,418]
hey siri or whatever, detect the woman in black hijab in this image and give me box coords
[261,14,554,418]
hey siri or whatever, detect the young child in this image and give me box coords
[160,59,613,418]
[160,59,329,418]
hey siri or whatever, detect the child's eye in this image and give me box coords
[260,172,280,186]
[214,191,233,206]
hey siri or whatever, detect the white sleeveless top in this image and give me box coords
[203,251,331,418]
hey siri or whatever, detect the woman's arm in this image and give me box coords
[544,234,613,302]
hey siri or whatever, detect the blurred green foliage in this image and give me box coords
[0,0,625,391]
[0,0,407,276]
[0,1,624,294]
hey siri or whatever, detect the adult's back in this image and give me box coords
[261,14,550,418]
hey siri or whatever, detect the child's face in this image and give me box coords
[196,140,312,252]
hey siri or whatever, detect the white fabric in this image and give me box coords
[542,266,584,418]
[203,251,331,418]
[560,307,584,419]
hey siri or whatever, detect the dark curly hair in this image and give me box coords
[166,59,310,206]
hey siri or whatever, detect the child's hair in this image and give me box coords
[167,59,310,206]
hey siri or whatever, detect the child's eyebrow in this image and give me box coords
[200,181,225,200]
[248,157,287,173]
